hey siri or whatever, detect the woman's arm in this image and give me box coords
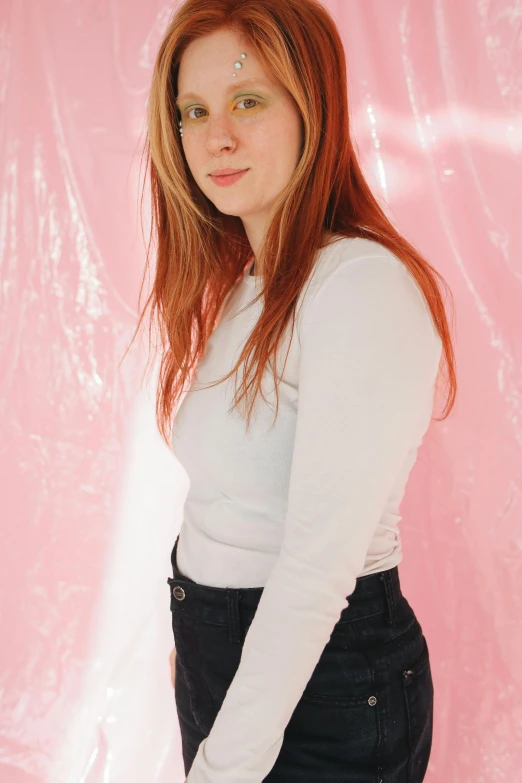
[184,252,442,783]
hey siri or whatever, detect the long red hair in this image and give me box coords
[125,0,457,448]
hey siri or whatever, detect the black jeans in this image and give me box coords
[167,534,434,782]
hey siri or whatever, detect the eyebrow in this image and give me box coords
[176,78,270,106]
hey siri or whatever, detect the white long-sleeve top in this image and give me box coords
[171,235,443,783]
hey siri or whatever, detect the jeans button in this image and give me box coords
[173,586,185,601]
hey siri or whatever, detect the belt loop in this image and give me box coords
[227,589,242,644]
[380,569,397,626]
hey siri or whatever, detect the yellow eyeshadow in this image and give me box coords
[182,94,263,113]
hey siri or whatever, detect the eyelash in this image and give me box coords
[185,98,260,120]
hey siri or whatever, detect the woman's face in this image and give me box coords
[176,27,303,256]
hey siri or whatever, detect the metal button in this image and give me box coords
[172,586,185,600]
[368,695,377,706]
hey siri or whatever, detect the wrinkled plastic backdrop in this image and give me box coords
[1,1,521,781]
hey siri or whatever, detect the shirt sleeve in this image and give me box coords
[185,252,442,783]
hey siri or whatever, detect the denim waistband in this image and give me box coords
[167,533,403,639]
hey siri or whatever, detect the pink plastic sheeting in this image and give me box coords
[1,0,521,781]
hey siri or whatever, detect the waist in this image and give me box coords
[174,520,402,588]
[167,533,403,627]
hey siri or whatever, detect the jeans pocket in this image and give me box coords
[401,635,434,782]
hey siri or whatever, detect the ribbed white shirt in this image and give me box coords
[171,236,442,783]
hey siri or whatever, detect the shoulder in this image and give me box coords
[298,235,441,350]
[306,235,410,295]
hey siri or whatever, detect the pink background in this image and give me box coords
[1,1,521,781]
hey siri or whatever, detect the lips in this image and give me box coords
[209,169,249,187]
[210,168,248,177]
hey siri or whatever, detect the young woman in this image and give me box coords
[130,1,457,780]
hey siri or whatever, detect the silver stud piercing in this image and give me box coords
[178,53,247,138]
[232,52,247,77]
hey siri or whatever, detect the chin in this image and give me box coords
[212,204,244,216]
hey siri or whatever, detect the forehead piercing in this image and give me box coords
[178,53,248,137]
[232,52,247,76]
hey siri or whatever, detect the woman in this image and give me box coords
[129,0,457,780]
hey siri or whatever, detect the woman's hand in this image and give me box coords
[169,647,176,687]
[169,650,184,779]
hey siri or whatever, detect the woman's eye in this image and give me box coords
[186,98,259,120]
[237,98,259,111]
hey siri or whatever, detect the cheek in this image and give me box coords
[258,143,301,186]
[183,145,209,185]
[249,122,300,172]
